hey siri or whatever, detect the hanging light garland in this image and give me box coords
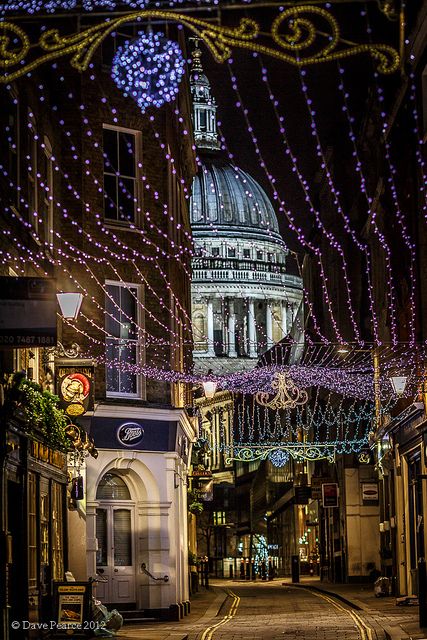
[111,31,185,114]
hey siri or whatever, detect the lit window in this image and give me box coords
[213,511,226,525]
[103,126,138,223]
[105,281,142,397]
[51,481,64,581]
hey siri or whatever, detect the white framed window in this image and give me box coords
[105,281,143,398]
[243,248,251,259]
[103,125,140,224]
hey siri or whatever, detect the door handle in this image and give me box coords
[97,568,104,574]
[114,569,118,573]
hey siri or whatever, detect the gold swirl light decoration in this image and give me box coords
[255,372,308,411]
[0,6,400,83]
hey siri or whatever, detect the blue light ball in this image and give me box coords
[111,31,185,114]
[268,449,290,467]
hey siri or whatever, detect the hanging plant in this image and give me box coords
[111,31,185,114]
[3,373,73,452]
[189,501,204,515]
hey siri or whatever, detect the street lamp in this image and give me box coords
[202,370,217,399]
[56,292,83,320]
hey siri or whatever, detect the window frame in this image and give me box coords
[102,124,142,226]
[105,280,145,399]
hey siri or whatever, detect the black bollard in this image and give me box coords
[291,555,300,584]
[204,560,209,590]
[419,558,427,628]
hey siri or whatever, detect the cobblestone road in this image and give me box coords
[191,582,361,640]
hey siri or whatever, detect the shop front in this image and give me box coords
[69,404,195,621]
[3,422,68,639]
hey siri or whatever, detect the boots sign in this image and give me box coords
[116,422,145,447]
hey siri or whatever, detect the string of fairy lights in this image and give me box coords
[0,4,425,411]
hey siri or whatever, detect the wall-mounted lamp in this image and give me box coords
[389,375,407,396]
[57,292,83,320]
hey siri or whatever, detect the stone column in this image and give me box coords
[247,298,257,358]
[206,298,215,356]
[228,299,237,357]
[281,302,288,338]
[266,301,274,349]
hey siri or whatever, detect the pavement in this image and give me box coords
[114,578,427,640]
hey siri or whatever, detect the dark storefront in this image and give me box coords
[2,420,68,639]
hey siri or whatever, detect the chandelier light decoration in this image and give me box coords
[111,31,185,114]
[255,372,309,410]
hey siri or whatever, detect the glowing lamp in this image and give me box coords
[202,370,217,399]
[389,375,407,396]
[57,292,83,319]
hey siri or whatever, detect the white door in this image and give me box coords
[96,505,136,604]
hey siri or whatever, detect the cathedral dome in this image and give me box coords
[190,159,282,243]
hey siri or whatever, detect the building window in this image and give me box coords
[3,89,19,206]
[211,247,220,256]
[105,281,141,397]
[227,247,236,258]
[40,136,54,248]
[243,249,251,259]
[103,126,138,224]
[96,473,131,500]
[28,472,37,589]
[256,250,263,261]
[51,481,64,581]
[213,511,226,525]
[27,109,38,231]
[423,64,427,140]
[267,252,275,262]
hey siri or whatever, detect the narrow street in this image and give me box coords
[120,582,369,640]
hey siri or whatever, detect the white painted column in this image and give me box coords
[281,302,288,338]
[228,299,237,357]
[266,301,274,349]
[206,298,215,356]
[248,298,257,358]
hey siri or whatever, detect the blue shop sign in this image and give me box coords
[90,417,177,451]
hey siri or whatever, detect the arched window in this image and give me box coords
[96,473,131,500]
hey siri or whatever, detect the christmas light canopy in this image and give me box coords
[57,292,83,320]
[111,31,185,114]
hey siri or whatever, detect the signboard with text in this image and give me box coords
[0,277,57,347]
[52,582,92,638]
[322,483,339,508]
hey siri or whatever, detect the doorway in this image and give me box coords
[95,473,136,605]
